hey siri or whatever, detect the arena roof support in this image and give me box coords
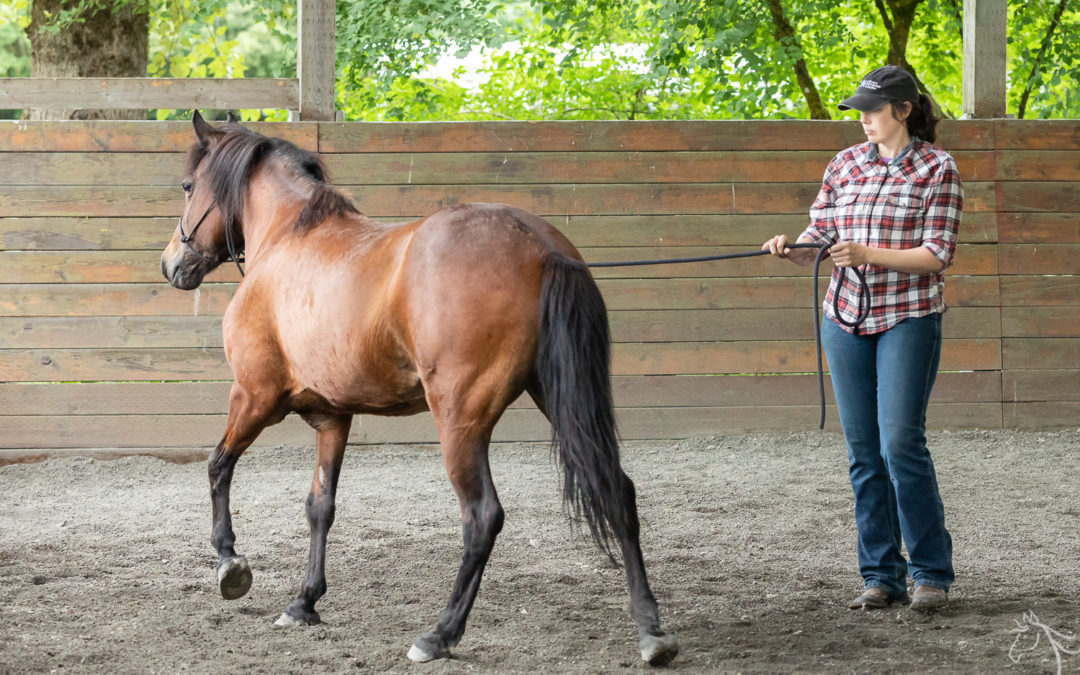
[962,0,1007,118]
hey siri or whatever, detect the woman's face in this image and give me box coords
[859,102,911,147]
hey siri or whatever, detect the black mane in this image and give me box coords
[185,123,359,235]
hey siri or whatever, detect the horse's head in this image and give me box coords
[161,111,246,290]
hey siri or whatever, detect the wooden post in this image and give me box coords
[962,0,1007,118]
[298,0,337,121]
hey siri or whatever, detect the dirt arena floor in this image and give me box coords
[2,429,1078,674]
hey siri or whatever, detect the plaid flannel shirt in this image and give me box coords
[800,139,964,335]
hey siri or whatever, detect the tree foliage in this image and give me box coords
[2,0,1078,120]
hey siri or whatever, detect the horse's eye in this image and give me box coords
[181,180,193,193]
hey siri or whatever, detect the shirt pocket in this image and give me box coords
[884,193,923,210]
[877,193,925,246]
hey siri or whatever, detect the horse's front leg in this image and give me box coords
[210,383,283,600]
[276,414,352,626]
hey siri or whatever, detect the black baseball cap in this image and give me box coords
[838,65,919,111]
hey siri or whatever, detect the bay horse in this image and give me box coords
[160,112,678,666]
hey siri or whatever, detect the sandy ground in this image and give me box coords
[1,429,1078,674]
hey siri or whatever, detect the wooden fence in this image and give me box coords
[1,119,1077,462]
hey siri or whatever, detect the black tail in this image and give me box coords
[536,254,635,560]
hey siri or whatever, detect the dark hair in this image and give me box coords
[892,93,939,144]
[185,123,359,237]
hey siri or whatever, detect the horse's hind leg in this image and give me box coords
[276,414,352,626]
[529,380,677,665]
[408,411,504,662]
[210,383,283,600]
[613,473,679,665]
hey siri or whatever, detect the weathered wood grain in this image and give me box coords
[0,78,299,111]
[0,402,1004,449]
[0,121,318,152]
[0,212,998,251]
[0,372,1001,417]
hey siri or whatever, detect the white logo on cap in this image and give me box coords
[860,79,882,90]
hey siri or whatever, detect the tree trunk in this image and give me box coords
[873,0,945,118]
[25,0,149,120]
[763,0,831,120]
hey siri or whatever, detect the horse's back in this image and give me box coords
[397,203,578,403]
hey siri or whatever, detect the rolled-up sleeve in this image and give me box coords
[921,156,963,268]
[800,159,839,244]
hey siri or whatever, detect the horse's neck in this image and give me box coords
[241,165,315,262]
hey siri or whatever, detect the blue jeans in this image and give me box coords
[821,314,954,596]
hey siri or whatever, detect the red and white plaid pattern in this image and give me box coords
[800,140,964,335]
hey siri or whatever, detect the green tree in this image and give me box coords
[24,0,148,119]
[2,0,1078,121]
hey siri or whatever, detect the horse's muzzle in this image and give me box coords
[161,242,210,290]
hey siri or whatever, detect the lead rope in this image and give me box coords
[587,242,868,430]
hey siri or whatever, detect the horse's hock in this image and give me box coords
[2,119,1079,462]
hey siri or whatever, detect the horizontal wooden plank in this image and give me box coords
[0,282,233,317]
[997,182,1080,213]
[0,401,1004,449]
[997,213,1080,244]
[0,337,999,383]
[610,307,999,342]
[612,338,999,376]
[0,251,239,284]
[1002,402,1080,429]
[0,244,995,284]
[0,275,998,318]
[0,316,223,348]
[1002,307,1080,338]
[317,120,994,153]
[997,244,1080,275]
[0,211,999,252]
[999,275,1080,306]
[0,347,231,382]
[20,148,982,187]
[0,447,214,465]
[0,121,318,153]
[0,217,173,250]
[996,150,1080,181]
[0,149,998,192]
[0,77,299,110]
[0,306,999,350]
[323,150,835,185]
[993,120,1080,150]
[0,152,185,187]
[1002,370,1080,402]
[1002,338,1080,370]
[951,150,997,182]
[0,371,1001,417]
[340,182,1000,217]
[0,181,999,218]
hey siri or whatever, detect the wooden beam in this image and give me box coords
[962,0,1007,118]
[0,78,299,111]
[298,0,337,121]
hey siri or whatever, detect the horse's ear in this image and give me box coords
[192,110,223,144]
[226,111,238,124]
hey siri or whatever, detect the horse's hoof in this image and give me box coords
[640,632,679,667]
[406,634,450,663]
[274,612,319,627]
[217,555,252,600]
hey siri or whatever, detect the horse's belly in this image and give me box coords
[289,384,429,417]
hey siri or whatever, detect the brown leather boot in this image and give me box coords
[848,587,890,610]
[910,585,948,612]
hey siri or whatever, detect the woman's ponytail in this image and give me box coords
[905,93,940,144]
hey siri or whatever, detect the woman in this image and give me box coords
[763,65,963,612]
